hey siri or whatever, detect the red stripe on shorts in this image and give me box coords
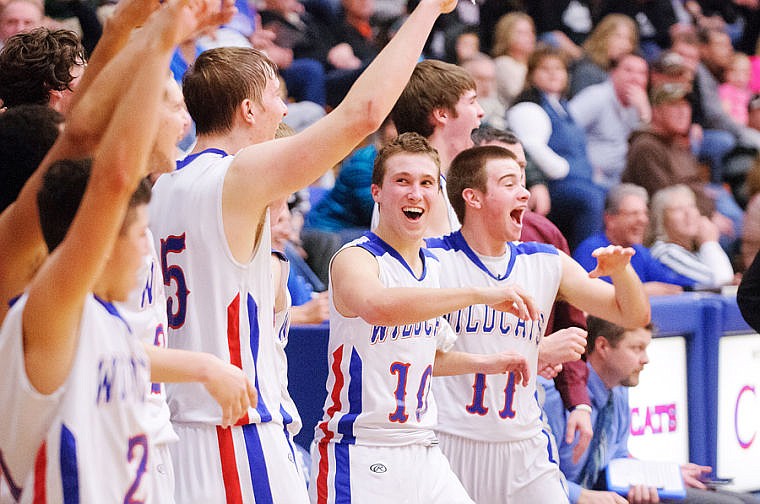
[32,442,46,504]
[316,346,346,504]
[216,426,243,504]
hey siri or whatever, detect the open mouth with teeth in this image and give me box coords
[402,206,424,221]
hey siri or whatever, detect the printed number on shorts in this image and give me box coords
[124,434,148,504]
[465,373,517,419]
[160,233,190,329]
[388,361,433,423]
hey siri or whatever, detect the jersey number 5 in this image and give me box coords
[160,233,190,329]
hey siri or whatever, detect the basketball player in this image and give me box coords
[311,133,538,504]
[0,1,255,499]
[149,0,461,500]
[426,146,650,503]
[0,1,232,500]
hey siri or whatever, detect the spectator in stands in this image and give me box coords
[573,183,696,295]
[0,28,85,114]
[623,82,744,250]
[524,0,592,59]
[0,0,41,47]
[672,30,760,184]
[569,14,639,97]
[544,315,760,504]
[719,52,752,126]
[508,44,606,249]
[490,12,535,108]
[271,199,330,324]
[648,184,734,289]
[460,53,506,130]
[570,52,651,189]
[600,0,677,60]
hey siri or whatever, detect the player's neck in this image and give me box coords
[460,223,507,257]
[192,126,263,156]
[374,226,424,272]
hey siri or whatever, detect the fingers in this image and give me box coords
[247,378,258,408]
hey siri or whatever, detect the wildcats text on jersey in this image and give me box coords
[96,353,150,405]
[446,305,546,345]
[370,318,441,345]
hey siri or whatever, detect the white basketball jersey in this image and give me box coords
[2,295,154,502]
[273,252,303,438]
[150,149,285,427]
[314,233,456,448]
[427,231,562,442]
[116,229,178,446]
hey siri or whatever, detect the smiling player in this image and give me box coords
[426,145,650,503]
[311,133,538,504]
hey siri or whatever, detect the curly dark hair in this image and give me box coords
[0,28,84,107]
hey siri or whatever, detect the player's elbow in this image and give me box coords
[342,99,387,136]
[358,302,400,326]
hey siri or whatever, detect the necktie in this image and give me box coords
[578,391,615,489]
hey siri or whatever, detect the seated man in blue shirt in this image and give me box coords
[573,183,696,296]
[543,316,760,504]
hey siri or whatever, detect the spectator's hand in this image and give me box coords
[529,184,551,216]
[711,212,734,238]
[538,327,587,367]
[567,407,593,463]
[697,215,720,245]
[627,485,660,503]
[643,282,683,296]
[624,83,652,124]
[578,489,628,503]
[681,463,711,489]
[550,30,583,60]
[327,43,362,70]
[589,245,635,279]
[291,292,330,324]
[689,123,704,147]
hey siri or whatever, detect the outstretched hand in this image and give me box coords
[589,245,635,279]
[488,285,539,321]
[480,351,530,386]
[204,357,258,428]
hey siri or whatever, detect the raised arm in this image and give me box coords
[22,0,216,394]
[558,248,650,330]
[228,0,457,210]
[331,246,538,326]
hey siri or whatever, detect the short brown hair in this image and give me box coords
[587,315,654,355]
[391,59,475,138]
[372,132,441,187]
[183,47,278,135]
[446,145,516,223]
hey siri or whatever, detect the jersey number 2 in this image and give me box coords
[124,434,148,504]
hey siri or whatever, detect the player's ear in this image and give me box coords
[371,183,381,203]
[239,99,255,125]
[431,107,448,125]
[461,187,482,209]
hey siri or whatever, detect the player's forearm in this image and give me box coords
[145,345,218,384]
[608,265,650,328]
[358,286,493,326]
[335,0,442,130]
[433,350,484,376]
